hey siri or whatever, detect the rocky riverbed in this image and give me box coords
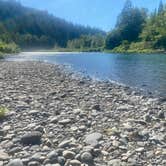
[0,61,165,166]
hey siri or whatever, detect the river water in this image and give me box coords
[6,52,166,96]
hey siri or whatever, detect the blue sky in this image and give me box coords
[19,0,166,31]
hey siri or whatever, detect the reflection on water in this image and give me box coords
[6,52,166,96]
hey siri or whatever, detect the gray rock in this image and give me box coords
[50,117,58,123]
[0,151,9,160]
[21,131,42,145]
[81,152,93,163]
[158,110,165,119]
[34,126,44,133]
[47,151,58,163]
[143,113,151,122]
[8,147,22,155]
[85,132,102,146]
[63,150,76,159]
[58,140,71,148]
[8,159,23,166]
[29,110,40,116]
[57,156,65,165]
[135,147,145,153]
[70,160,82,166]
[59,119,71,125]
[53,164,61,166]
[91,104,101,111]
[30,153,43,162]
[108,159,123,166]
[28,161,40,166]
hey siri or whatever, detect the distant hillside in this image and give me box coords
[0,0,105,49]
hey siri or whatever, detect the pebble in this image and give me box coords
[0,61,165,166]
[28,161,40,166]
[8,159,24,166]
[63,150,76,159]
[70,160,82,166]
[85,132,102,146]
[59,119,71,125]
[81,152,93,163]
[0,151,10,160]
[58,140,71,148]
[47,151,58,163]
[21,132,42,145]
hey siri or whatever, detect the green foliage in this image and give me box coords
[105,0,166,53]
[111,41,156,53]
[140,5,166,50]
[0,41,20,54]
[0,106,9,119]
[0,0,105,49]
[0,52,3,58]
[105,30,122,49]
[158,0,164,14]
[105,0,147,50]
[67,35,105,51]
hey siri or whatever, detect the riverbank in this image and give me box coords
[40,48,166,54]
[0,61,165,166]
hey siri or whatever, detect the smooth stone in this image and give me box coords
[91,104,101,111]
[58,140,71,148]
[81,152,93,163]
[59,119,71,125]
[47,151,58,163]
[8,147,22,155]
[21,131,42,145]
[29,110,40,116]
[135,147,145,152]
[28,161,40,166]
[45,164,61,166]
[50,117,58,123]
[63,150,76,159]
[70,160,82,166]
[3,125,11,131]
[0,151,9,160]
[158,110,165,119]
[57,156,65,165]
[34,126,44,133]
[8,159,23,166]
[108,159,123,166]
[84,132,102,146]
[117,105,131,111]
[30,153,43,162]
[143,113,151,122]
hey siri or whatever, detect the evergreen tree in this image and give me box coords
[158,0,164,14]
[105,0,147,49]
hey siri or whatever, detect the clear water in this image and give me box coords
[6,52,166,96]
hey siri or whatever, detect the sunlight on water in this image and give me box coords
[6,52,166,96]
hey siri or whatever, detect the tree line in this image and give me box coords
[0,0,104,53]
[66,0,166,53]
[0,0,166,54]
[105,0,166,53]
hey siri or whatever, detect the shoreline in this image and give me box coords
[35,48,166,54]
[0,61,165,166]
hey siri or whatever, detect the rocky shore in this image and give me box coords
[0,61,165,166]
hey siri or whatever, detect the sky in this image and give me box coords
[19,0,166,31]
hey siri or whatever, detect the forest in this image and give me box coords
[68,0,166,53]
[105,0,166,53]
[0,0,166,54]
[0,0,104,54]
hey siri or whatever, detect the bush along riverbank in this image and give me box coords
[0,61,165,166]
[0,42,20,58]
